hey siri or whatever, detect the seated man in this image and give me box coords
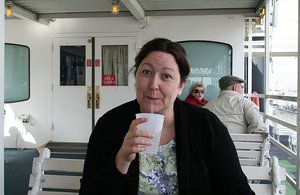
[204,75,265,134]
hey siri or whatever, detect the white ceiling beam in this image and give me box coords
[6,1,49,25]
[10,3,36,21]
[120,0,146,21]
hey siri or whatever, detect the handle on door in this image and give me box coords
[87,86,92,109]
[96,86,100,109]
[87,86,100,109]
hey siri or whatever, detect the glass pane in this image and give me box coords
[102,45,128,86]
[4,43,30,103]
[268,56,297,97]
[60,46,86,86]
[178,41,232,101]
[268,98,297,125]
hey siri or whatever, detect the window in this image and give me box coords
[178,41,232,101]
[102,45,128,86]
[4,43,30,103]
[60,46,86,86]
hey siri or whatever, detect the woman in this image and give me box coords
[79,38,254,194]
[184,82,208,107]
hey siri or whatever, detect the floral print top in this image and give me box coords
[138,140,178,195]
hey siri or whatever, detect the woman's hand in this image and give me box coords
[115,117,154,174]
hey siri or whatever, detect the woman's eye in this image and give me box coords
[162,74,172,80]
[142,69,152,76]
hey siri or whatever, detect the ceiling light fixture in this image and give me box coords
[5,4,13,16]
[111,0,119,15]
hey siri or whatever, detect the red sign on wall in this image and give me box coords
[86,59,100,67]
[95,59,100,67]
[102,74,116,86]
[86,59,92,67]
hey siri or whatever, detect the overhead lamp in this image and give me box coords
[257,8,265,26]
[111,0,119,15]
[6,4,13,17]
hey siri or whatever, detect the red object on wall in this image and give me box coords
[251,91,260,108]
[96,59,100,67]
[86,59,100,67]
[102,74,116,86]
[86,59,92,67]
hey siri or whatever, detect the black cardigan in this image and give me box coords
[79,99,254,195]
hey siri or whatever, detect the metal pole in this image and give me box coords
[91,37,95,130]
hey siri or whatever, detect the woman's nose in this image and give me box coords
[149,76,160,89]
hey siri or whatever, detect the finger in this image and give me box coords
[135,129,154,139]
[131,137,153,147]
[130,145,147,153]
[129,118,148,132]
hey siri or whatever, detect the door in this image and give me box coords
[52,36,136,142]
[52,37,92,142]
[94,36,136,119]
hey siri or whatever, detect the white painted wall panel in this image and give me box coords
[4,15,245,148]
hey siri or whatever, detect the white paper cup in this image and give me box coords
[135,113,165,154]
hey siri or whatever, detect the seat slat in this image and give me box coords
[38,192,77,195]
[237,150,261,158]
[231,133,267,142]
[42,158,84,173]
[249,184,285,195]
[234,142,263,150]
[242,166,286,180]
[40,175,81,190]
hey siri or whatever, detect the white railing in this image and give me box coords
[255,93,298,194]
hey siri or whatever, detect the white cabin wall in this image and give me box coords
[142,15,244,77]
[5,20,52,148]
[4,15,245,148]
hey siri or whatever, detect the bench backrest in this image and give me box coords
[231,133,270,166]
[242,165,286,195]
[28,151,84,195]
[28,148,285,195]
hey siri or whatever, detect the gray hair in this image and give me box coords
[188,82,205,95]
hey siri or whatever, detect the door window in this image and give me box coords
[102,45,128,86]
[60,46,86,86]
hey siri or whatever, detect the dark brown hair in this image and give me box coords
[133,38,190,83]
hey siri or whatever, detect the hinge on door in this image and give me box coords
[51,43,54,51]
[51,84,54,91]
[51,123,54,131]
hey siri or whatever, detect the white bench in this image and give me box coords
[243,157,286,195]
[28,148,285,195]
[28,148,84,195]
[231,133,270,166]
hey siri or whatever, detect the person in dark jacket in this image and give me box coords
[79,38,255,195]
[184,82,208,107]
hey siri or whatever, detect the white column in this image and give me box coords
[0,0,5,194]
[296,0,300,194]
[264,0,271,118]
[247,17,253,98]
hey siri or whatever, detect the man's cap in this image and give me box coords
[219,75,245,90]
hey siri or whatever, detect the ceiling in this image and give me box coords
[5,0,265,24]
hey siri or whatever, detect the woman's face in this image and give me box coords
[191,87,205,102]
[135,51,185,115]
